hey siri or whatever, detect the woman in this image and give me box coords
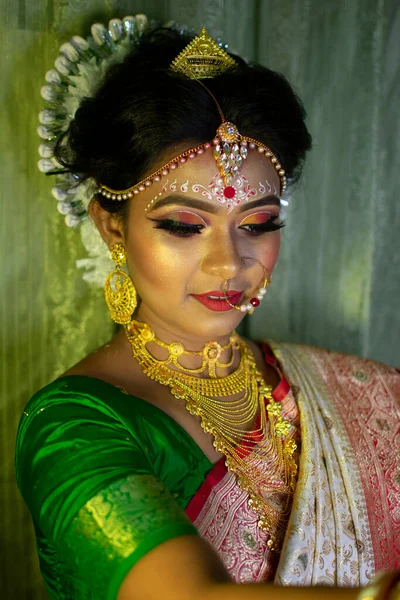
[15,18,400,600]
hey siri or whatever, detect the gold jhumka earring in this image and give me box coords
[104,243,137,324]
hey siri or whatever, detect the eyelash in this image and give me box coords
[151,219,204,236]
[240,218,285,236]
[150,217,285,238]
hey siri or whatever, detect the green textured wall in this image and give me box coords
[1,1,399,597]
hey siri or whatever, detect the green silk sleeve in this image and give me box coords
[15,385,197,600]
[64,474,195,600]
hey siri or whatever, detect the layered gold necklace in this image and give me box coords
[125,319,298,550]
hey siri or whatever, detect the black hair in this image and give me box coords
[55,26,312,218]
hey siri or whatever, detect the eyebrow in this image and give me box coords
[147,194,281,214]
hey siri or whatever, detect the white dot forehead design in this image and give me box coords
[144,174,279,214]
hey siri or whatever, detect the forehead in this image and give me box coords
[179,147,280,182]
[133,147,281,211]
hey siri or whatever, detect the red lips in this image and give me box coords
[190,290,243,312]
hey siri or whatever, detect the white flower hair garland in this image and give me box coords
[37,15,213,287]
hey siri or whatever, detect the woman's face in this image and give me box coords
[111,149,282,345]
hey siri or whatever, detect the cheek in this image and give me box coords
[259,231,281,272]
[125,228,194,289]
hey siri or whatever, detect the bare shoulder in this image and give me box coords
[61,338,115,378]
[60,329,144,390]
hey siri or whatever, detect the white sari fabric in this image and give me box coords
[190,343,400,586]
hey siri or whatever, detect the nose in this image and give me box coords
[200,228,242,280]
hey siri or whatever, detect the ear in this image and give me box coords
[89,198,126,248]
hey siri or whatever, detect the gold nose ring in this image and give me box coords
[223,257,271,313]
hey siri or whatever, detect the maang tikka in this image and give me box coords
[98,28,287,205]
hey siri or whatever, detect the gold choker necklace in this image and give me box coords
[125,319,298,551]
[128,320,241,378]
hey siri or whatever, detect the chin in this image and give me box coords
[136,301,246,341]
[181,313,245,340]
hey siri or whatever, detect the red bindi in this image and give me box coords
[223,185,236,199]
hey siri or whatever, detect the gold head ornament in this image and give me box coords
[98,28,287,204]
[170,27,239,79]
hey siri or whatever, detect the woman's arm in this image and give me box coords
[118,534,360,600]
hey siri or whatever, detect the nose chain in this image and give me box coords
[223,257,271,314]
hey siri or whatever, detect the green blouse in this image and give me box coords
[15,376,213,600]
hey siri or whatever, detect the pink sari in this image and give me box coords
[185,342,400,586]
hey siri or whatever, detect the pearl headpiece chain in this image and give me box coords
[97,135,287,202]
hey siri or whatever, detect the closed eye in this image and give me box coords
[239,216,285,235]
[149,215,285,238]
[150,218,204,237]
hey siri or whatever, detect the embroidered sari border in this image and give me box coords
[306,347,400,570]
[268,341,400,583]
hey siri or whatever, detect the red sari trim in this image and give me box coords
[185,457,226,522]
